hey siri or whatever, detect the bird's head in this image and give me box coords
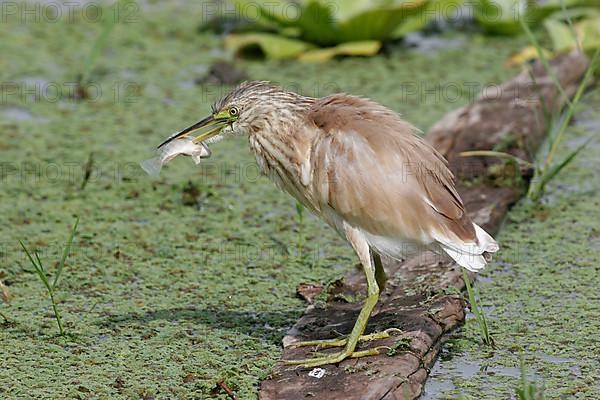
[157,81,305,149]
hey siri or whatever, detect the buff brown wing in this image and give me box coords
[307,94,498,270]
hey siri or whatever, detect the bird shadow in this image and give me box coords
[98,306,302,345]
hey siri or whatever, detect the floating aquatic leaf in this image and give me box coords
[222,0,451,59]
[505,45,553,67]
[224,33,315,59]
[577,15,600,52]
[509,9,600,70]
[544,19,577,52]
[393,0,462,38]
[332,0,429,44]
[474,0,600,36]
[298,40,382,62]
[473,0,529,35]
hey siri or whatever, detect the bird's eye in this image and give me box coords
[229,107,239,116]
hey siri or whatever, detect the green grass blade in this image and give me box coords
[539,136,592,192]
[79,3,120,85]
[527,68,551,127]
[528,42,600,201]
[545,113,563,153]
[517,357,527,399]
[545,46,600,168]
[49,290,65,336]
[519,18,573,110]
[517,353,543,400]
[560,0,581,54]
[34,251,44,272]
[19,240,39,270]
[34,252,51,291]
[53,217,79,289]
[0,311,9,322]
[459,150,532,167]
[19,241,51,291]
[462,269,493,346]
[20,239,66,335]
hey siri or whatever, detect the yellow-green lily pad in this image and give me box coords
[298,40,382,62]
[224,33,314,60]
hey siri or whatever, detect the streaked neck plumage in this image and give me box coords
[240,90,318,207]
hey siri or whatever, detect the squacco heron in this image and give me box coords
[159,81,499,368]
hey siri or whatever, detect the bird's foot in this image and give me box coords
[284,328,402,368]
[291,328,402,349]
[284,347,384,368]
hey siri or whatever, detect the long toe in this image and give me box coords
[292,337,348,349]
[291,328,401,349]
[284,350,350,368]
[285,347,382,368]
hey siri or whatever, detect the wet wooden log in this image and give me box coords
[259,51,589,400]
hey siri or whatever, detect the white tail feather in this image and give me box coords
[435,223,499,272]
[474,224,499,253]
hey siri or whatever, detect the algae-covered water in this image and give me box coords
[0,2,598,399]
[421,89,600,399]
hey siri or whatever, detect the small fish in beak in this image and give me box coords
[140,136,211,177]
[141,113,229,176]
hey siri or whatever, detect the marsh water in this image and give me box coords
[1,2,599,399]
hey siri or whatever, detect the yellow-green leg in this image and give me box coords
[373,251,386,294]
[290,251,396,350]
[285,224,384,368]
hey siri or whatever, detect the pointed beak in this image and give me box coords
[157,115,229,149]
